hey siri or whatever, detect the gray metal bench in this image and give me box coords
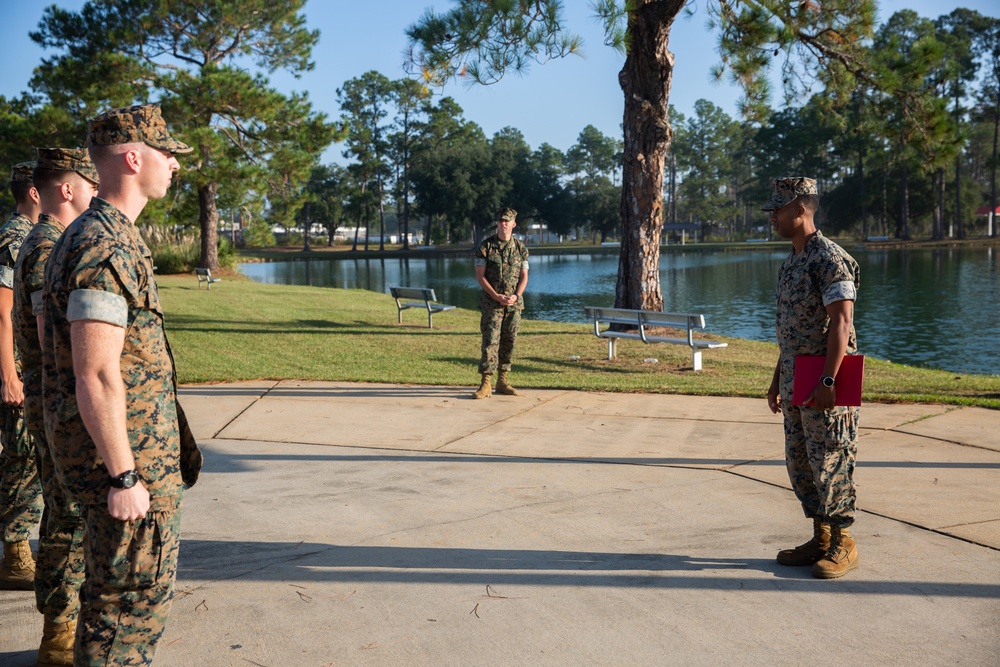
[390,286,455,329]
[195,268,222,289]
[584,306,728,371]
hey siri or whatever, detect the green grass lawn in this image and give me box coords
[158,274,1000,409]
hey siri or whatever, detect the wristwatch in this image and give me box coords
[110,470,140,489]
[820,375,836,388]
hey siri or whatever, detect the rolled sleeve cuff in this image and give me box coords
[521,261,529,269]
[474,258,486,267]
[822,281,857,307]
[0,265,12,289]
[67,289,128,328]
[30,290,44,316]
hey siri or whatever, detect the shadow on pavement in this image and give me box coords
[177,540,1000,598]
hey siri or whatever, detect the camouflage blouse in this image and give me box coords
[474,234,529,310]
[0,212,35,374]
[775,231,860,394]
[777,232,860,405]
[42,197,201,507]
[0,212,33,291]
[13,213,66,434]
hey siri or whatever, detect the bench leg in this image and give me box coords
[398,309,403,324]
[692,348,703,372]
[608,338,616,360]
[427,311,433,329]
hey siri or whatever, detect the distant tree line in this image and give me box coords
[300,5,1000,251]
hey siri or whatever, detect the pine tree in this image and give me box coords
[29,0,334,269]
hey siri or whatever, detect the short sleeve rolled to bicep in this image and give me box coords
[822,281,856,306]
[64,242,143,328]
[815,249,859,307]
[474,243,488,267]
[30,290,44,316]
[67,289,128,327]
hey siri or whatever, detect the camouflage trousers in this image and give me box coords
[31,428,86,623]
[0,403,43,542]
[782,402,859,528]
[77,497,182,667]
[478,303,521,375]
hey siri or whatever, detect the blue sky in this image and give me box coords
[1,1,997,163]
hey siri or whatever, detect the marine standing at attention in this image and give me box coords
[763,176,862,580]
[472,207,529,399]
[15,147,99,666]
[41,104,202,665]
[0,161,43,591]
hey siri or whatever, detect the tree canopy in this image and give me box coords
[26,0,335,268]
[407,0,879,310]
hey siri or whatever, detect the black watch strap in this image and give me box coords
[110,470,139,489]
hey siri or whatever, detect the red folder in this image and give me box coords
[792,355,865,406]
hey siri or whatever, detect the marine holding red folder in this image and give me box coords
[763,176,862,580]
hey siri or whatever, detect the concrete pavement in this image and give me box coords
[1,382,998,666]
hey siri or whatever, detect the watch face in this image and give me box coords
[822,376,836,388]
[112,470,139,489]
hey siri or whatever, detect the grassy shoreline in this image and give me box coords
[159,274,999,410]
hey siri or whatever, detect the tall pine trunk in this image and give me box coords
[955,153,963,239]
[303,202,311,252]
[198,181,220,270]
[992,90,999,237]
[402,161,411,250]
[377,176,385,252]
[899,162,910,241]
[934,168,944,241]
[858,143,867,240]
[614,0,684,312]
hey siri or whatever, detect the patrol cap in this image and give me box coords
[10,162,35,185]
[35,147,100,187]
[88,103,192,155]
[497,207,517,222]
[761,176,817,211]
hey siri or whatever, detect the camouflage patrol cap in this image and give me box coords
[88,103,192,154]
[761,176,818,211]
[497,207,517,222]
[35,147,100,186]
[10,162,35,185]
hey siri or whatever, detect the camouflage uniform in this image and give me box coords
[15,148,97,624]
[0,206,43,547]
[475,231,529,375]
[42,104,201,666]
[775,230,860,528]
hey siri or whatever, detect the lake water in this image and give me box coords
[239,246,1000,376]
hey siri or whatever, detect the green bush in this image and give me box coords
[242,220,275,248]
[142,225,238,273]
[216,236,237,270]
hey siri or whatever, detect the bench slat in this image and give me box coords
[195,268,222,289]
[390,286,455,329]
[584,305,727,370]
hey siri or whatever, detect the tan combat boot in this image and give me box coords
[495,371,519,396]
[472,374,492,399]
[812,525,859,579]
[0,539,36,590]
[776,518,831,566]
[37,618,76,667]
